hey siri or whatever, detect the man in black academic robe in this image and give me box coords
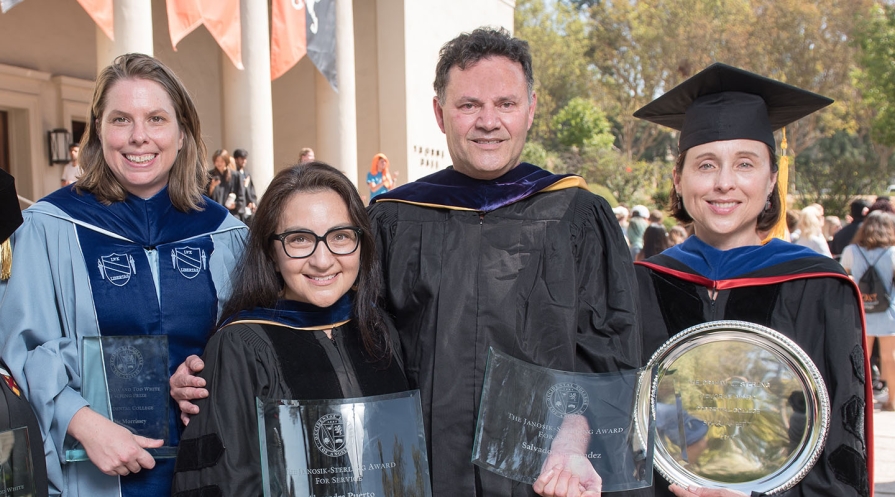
[369,27,642,497]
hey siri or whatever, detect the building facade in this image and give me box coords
[0,0,515,202]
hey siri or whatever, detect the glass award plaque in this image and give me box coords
[66,335,176,461]
[0,427,36,496]
[257,390,432,497]
[642,320,830,495]
[471,348,655,492]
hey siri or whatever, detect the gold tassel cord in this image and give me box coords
[0,239,12,280]
[763,128,789,243]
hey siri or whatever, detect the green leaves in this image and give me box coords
[551,98,614,150]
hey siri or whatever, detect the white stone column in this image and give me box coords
[222,0,275,196]
[95,0,154,71]
[316,0,358,186]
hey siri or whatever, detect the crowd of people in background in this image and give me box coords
[613,204,693,260]
[203,146,401,216]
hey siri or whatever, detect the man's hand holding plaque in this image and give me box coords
[533,414,602,497]
[472,348,654,493]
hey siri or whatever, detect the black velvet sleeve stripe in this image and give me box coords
[829,445,870,496]
[175,433,224,472]
[173,485,223,497]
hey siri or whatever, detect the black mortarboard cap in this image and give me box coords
[0,170,22,243]
[633,63,833,152]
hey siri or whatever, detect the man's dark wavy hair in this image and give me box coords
[433,27,534,105]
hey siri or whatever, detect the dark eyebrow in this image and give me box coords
[691,152,718,161]
[691,150,762,161]
[736,150,762,158]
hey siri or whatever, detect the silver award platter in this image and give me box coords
[639,320,829,494]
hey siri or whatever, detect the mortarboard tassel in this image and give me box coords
[0,238,11,280]
[763,128,789,243]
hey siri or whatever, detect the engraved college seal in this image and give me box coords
[546,382,589,417]
[313,413,348,457]
[110,345,144,379]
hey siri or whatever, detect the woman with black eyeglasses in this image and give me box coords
[172,162,407,496]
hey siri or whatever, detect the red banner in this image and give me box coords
[270,0,307,80]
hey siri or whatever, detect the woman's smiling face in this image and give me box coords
[272,189,360,307]
[674,139,777,250]
[99,78,184,198]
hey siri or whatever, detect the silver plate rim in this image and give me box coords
[639,320,830,495]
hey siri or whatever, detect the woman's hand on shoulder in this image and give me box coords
[67,407,162,475]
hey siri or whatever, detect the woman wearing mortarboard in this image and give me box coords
[633,64,871,497]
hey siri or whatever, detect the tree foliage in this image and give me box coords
[551,97,614,150]
[856,4,895,148]
[792,131,883,217]
[515,0,878,211]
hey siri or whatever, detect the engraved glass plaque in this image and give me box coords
[258,390,432,497]
[471,348,655,492]
[0,427,36,496]
[641,320,830,494]
[66,335,176,461]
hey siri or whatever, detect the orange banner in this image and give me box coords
[77,0,113,41]
[199,0,243,70]
[270,0,307,80]
[167,0,202,48]
[167,0,243,70]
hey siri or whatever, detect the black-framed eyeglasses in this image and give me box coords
[270,227,362,259]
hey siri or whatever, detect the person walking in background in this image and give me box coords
[207,149,246,220]
[840,210,895,412]
[636,223,671,261]
[299,147,315,164]
[824,215,842,246]
[613,205,629,236]
[832,198,872,258]
[367,153,397,200]
[232,148,256,224]
[60,143,81,187]
[627,205,649,259]
[796,205,832,257]
[871,197,895,215]
[668,224,688,246]
[0,53,247,497]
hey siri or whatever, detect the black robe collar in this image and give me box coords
[370,162,587,212]
[226,292,353,330]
